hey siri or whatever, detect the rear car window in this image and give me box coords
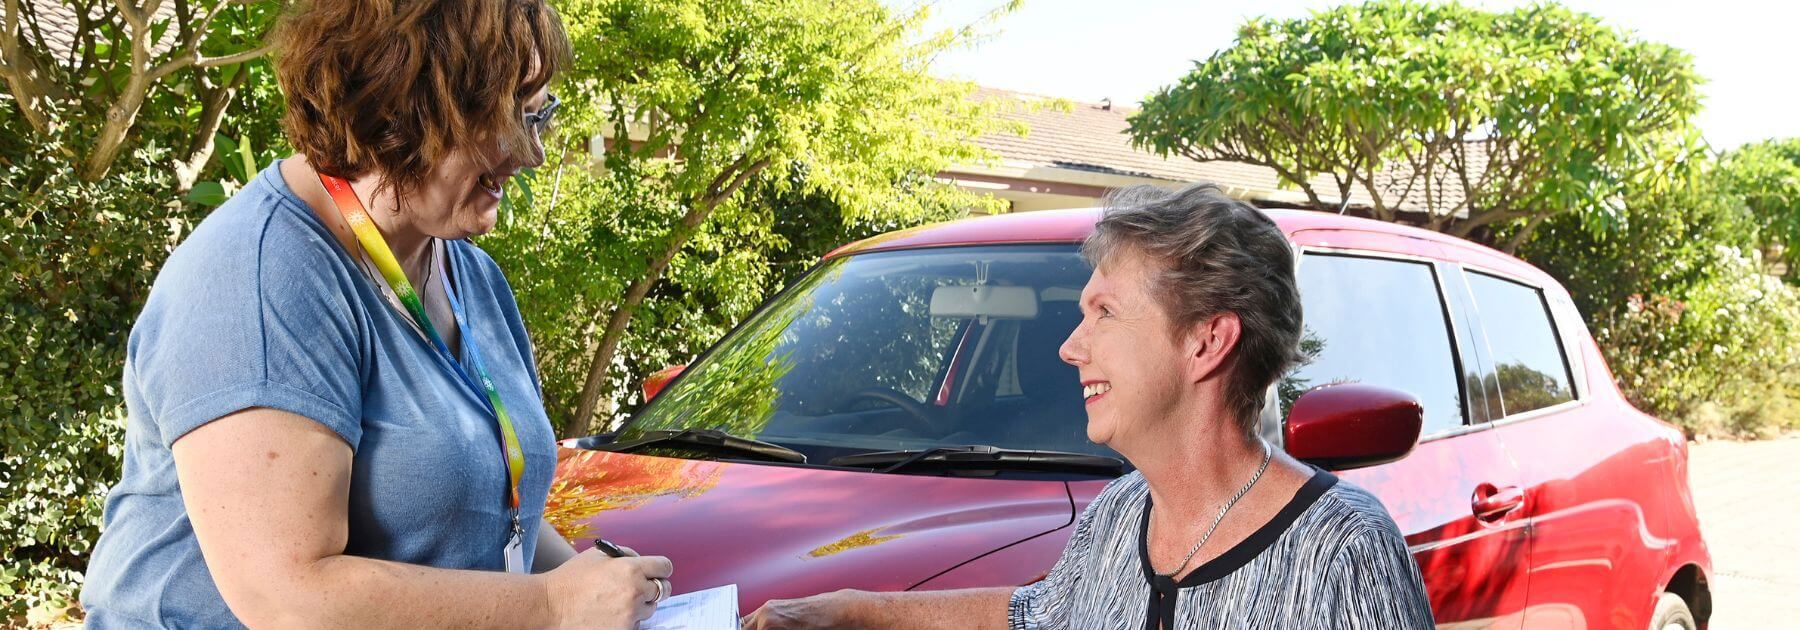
[1464,271,1576,416]
[1281,253,1465,436]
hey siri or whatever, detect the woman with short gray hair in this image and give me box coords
[744,183,1433,629]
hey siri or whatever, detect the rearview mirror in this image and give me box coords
[930,285,1038,320]
[1284,384,1422,471]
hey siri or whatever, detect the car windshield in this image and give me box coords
[618,244,1117,473]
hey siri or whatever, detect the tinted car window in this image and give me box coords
[622,245,1109,465]
[1280,253,1464,435]
[1465,271,1575,416]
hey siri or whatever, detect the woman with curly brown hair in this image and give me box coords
[79,2,672,627]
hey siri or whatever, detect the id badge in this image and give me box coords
[504,516,526,573]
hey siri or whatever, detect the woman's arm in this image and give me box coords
[174,408,671,629]
[535,518,578,573]
[743,589,1013,630]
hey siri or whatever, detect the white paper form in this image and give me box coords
[642,583,740,630]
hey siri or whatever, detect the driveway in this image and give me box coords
[1689,435,1800,628]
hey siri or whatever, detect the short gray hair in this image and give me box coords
[1081,183,1303,437]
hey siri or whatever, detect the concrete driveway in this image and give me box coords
[1689,435,1800,628]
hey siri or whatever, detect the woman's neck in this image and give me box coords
[344,174,432,272]
[285,155,433,284]
[1137,418,1267,523]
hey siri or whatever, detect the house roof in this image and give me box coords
[28,0,180,65]
[967,87,1480,217]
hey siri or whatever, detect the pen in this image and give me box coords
[594,539,672,603]
[592,538,628,558]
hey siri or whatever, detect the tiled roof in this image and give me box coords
[28,0,180,64]
[969,87,1479,216]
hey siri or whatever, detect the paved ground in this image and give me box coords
[1688,435,1800,628]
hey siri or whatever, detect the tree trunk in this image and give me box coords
[0,0,52,135]
[566,205,712,437]
[1449,207,1528,240]
[566,157,771,437]
[1501,214,1549,255]
[82,75,150,181]
[172,69,248,190]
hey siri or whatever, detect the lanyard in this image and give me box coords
[318,174,527,514]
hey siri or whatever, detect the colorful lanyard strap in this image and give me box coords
[318,174,527,514]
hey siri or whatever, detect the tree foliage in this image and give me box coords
[528,0,1012,435]
[1129,0,1701,244]
[0,106,207,620]
[1515,150,1800,436]
[1720,138,1800,281]
[2,4,284,619]
[1,0,280,183]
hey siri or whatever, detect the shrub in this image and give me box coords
[1591,247,1800,436]
[1517,155,1799,437]
[1,109,204,620]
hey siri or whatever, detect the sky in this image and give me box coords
[909,0,1799,150]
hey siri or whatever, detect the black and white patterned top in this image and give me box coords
[1009,467,1434,629]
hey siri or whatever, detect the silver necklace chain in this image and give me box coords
[1154,440,1274,579]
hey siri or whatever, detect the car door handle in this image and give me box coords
[1472,484,1525,521]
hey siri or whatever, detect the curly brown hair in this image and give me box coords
[273,0,572,196]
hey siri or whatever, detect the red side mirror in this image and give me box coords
[642,364,687,401]
[1284,383,1423,471]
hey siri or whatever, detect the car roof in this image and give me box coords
[825,206,1558,289]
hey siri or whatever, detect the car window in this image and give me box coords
[1465,271,1576,416]
[1280,253,1465,435]
[1438,264,1502,425]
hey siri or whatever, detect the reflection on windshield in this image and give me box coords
[620,245,1114,470]
[642,290,808,441]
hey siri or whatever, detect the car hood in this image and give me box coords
[549,449,1075,609]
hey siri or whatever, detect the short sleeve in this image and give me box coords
[1324,524,1435,629]
[1009,474,1141,630]
[128,203,365,449]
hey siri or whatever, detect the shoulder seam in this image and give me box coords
[254,206,276,383]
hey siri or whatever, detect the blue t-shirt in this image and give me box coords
[80,162,558,628]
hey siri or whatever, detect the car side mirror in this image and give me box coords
[643,364,687,401]
[1284,384,1423,471]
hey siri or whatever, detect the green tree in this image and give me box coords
[2,3,282,618]
[1720,138,1800,282]
[1516,149,1755,319]
[535,0,1015,435]
[1,109,201,619]
[1,0,280,183]
[1128,0,1701,247]
[1514,150,1800,436]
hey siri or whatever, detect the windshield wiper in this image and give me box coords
[590,428,808,464]
[828,445,1124,475]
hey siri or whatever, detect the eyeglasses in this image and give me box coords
[504,93,560,165]
[525,93,560,139]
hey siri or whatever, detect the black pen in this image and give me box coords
[592,538,629,558]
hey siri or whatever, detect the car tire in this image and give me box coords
[1650,592,1697,630]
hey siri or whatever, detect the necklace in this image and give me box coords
[1153,439,1273,579]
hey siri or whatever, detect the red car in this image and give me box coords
[549,208,1713,629]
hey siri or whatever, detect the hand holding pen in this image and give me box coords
[594,538,672,604]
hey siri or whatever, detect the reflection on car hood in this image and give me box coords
[549,450,1075,609]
